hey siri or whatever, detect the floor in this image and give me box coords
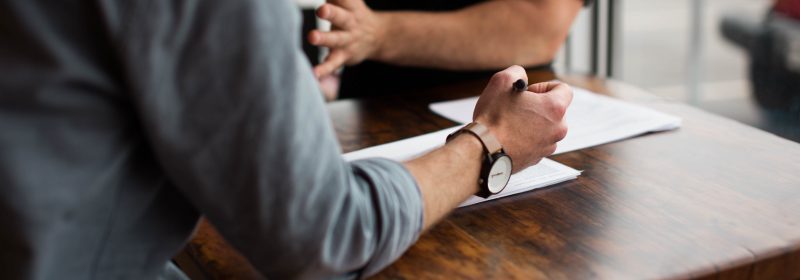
[616,0,800,142]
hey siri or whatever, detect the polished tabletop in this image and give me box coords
[178,71,800,279]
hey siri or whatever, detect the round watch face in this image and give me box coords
[487,155,512,193]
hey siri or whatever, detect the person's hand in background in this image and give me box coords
[318,74,340,102]
[309,0,385,78]
[473,66,572,173]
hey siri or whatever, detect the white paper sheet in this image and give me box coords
[344,127,581,207]
[429,86,682,155]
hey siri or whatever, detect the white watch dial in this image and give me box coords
[487,156,512,193]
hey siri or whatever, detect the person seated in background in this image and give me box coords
[309,0,591,100]
[721,0,800,110]
[0,0,572,278]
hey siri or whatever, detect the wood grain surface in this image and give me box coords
[176,71,800,279]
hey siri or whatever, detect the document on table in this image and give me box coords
[343,128,581,207]
[343,85,678,207]
[429,86,682,155]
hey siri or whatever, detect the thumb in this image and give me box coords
[527,81,561,94]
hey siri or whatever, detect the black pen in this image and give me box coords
[512,79,527,92]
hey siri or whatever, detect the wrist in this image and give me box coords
[444,133,484,191]
[371,12,396,62]
[447,122,513,197]
[446,132,484,160]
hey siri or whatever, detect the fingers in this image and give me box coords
[308,30,351,48]
[487,65,528,92]
[534,84,570,145]
[318,74,340,101]
[545,143,558,157]
[543,82,573,107]
[527,81,561,93]
[553,123,568,142]
[532,83,573,121]
[549,83,574,112]
[327,0,361,10]
[316,4,355,29]
[313,50,348,78]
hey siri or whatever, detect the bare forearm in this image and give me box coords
[404,134,483,230]
[375,0,582,70]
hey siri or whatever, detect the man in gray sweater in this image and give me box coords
[0,0,572,279]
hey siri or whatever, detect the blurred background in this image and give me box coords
[556,0,800,143]
[299,0,800,143]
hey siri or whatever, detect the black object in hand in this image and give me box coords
[512,79,527,92]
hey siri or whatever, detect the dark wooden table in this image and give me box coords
[177,71,800,279]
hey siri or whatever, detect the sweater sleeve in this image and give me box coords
[117,0,423,278]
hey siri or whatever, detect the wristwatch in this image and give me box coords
[446,122,513,198]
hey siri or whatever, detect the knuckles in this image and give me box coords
[546,83,573,119]
[545,144,558,156]
[554,123,568,142]
[549,98,568,119]
[488,65,525,89]
[488,71,515,89]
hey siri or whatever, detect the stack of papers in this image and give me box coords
[343,85,681,207]
[430,86,682,155]
[343,128,581,207]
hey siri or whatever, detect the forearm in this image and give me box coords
[404,133,484,230]
[374,0,582,70]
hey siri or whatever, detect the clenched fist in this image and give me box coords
[473,65,572,173]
